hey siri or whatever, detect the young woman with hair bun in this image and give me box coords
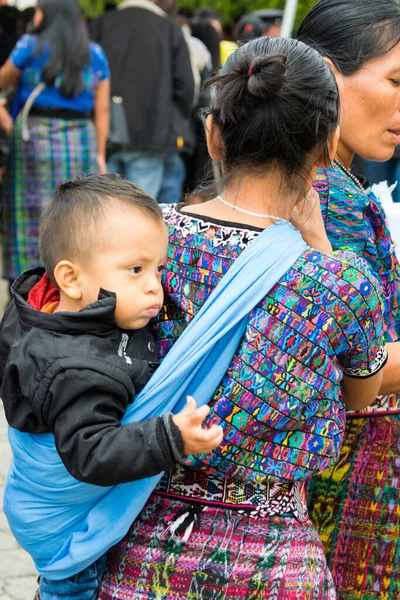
[98,36,387,600]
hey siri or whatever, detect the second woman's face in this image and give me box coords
[336,41,400,162]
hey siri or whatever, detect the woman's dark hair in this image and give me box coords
[192,21,220,71]
[206,36,339,191]
[35,0,90,97]
[296,0,400,75]
[194,7,219,21]
[178,7,193,20]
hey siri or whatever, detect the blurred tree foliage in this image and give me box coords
[80,0,318,24]
[175,0,318,25]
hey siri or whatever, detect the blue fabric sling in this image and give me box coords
[4,221,307,580]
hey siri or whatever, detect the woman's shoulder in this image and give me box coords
[295,247,382,307]
[162,203,261,244]
[87,42,109,81]
[89,42,105,57]
[325,163,370,209]
[89,42,108,65]
[9,34,37,67]
[298,246,376,280]
[163,205,262,265]
[322,165,397,266]
[16,33,36,49]
[162,203,261,232]
[300,246,367,270]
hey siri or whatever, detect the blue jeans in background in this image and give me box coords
[157,152,185,204]
[364,158,400,202]
[39,554,107,600]
[107,151,185,203]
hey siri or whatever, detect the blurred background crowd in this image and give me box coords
[0,0,396,292]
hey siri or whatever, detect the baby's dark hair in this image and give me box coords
[39,173,163,284]
[205,36,339,193]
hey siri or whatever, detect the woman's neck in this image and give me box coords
[335,140,354,170]
[183,173,297,228]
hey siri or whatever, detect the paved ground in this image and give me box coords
[0,280,38,599]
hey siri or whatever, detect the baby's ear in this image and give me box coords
[53,260,82,300]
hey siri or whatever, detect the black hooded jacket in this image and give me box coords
[0,269,184,486]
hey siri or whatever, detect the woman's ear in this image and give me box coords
[323,56,345,92]
[205,114,224,162]
[53,260,83,301]
[323,57,340,78]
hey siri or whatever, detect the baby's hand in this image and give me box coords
[173,396,223,456]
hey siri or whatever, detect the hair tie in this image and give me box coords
[248,64,254,77]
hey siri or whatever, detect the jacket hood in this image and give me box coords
[11,268,119,335]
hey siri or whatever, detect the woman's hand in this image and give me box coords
[94,78,110,173]
[173,396,223,456]
[97,153,107,174]
[0,99,12,135]
[290,189,333,253]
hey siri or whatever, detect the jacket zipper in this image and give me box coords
[118,333,132,365]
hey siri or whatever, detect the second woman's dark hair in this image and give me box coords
[35,0,90,97]
[206,37,339,190]
[296,0,400,75]
[192,20,220,71]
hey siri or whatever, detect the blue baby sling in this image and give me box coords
[4,221,307,580]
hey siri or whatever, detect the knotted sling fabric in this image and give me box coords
[4,221,307,580]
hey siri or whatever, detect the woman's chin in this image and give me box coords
[361,146,397,163]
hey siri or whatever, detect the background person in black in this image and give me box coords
[90,0,194,203]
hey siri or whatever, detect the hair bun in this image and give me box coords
[247,54,287,99]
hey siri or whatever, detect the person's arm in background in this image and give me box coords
[0,58,20,89]
[171,24,194,118]
[94,78,110,174]
[0,98,12,134]
[92,43,110,174]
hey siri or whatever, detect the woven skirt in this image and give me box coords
[2,115,97,281]
[99,495,336,600]
[308,414,400,600]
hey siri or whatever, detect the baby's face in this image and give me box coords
[80,206,168,330]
